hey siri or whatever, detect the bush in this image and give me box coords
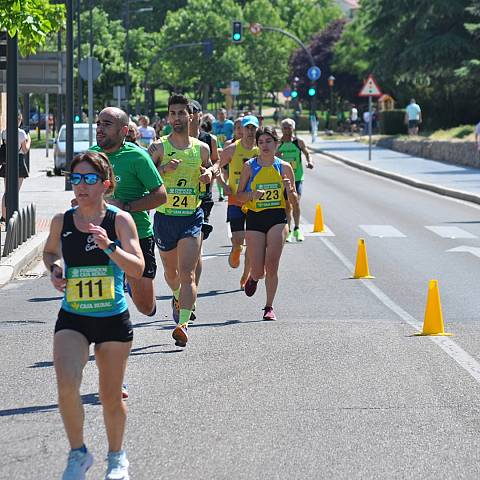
[378,109,406,135]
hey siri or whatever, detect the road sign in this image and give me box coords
[307,66,321,81]
[79,57,101,81]
[359,74,382,97]
[283,87,292,98]
[249,23,262,35]
[230,80,240,96]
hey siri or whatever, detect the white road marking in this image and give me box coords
[447,245,480,259]
[359,225,406,238]
[426,226,477,239]
[320,236,480,386]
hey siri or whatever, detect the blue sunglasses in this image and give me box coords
[70,172,104,185]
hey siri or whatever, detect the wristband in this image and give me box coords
[103,242,117,255]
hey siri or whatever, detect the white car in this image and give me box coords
[53,123,97,175]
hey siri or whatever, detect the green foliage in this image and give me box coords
[378,110,406,135]
[429,125,475,140]
[0,0,65,55]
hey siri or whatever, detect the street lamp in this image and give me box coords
[328,75,335,115]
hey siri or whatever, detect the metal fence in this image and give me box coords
[1,203,36,258]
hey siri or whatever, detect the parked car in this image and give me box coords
[53,123,97,175]
[29,112,47,129]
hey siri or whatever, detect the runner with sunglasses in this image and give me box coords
[43,151,144,480]
[236,126,298,320]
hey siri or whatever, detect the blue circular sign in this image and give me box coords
[283,87,292,98]
[307,66,321,81]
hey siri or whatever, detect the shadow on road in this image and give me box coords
[28,296,63,302]
[0,393,100,417]
[156,289,239,301]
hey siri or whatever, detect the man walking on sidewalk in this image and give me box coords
[405,98,422,136]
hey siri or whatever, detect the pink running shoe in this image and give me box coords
[262,306,277,321]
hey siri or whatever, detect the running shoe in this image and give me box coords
[244,277,258,297]
[262,306,277,321]
[286,231,294,243]
[228,246,242,268]
[172,324,188,347]
[294,228,305,242]
[171,296,180,324]
[105,450,129,480]
[190,305,196,322]
[62,448,94,480]
[121,383,128,400]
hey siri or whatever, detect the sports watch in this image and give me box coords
[103,242,117,255]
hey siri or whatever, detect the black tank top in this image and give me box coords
[61,207,118,267]
[198,131,212,199]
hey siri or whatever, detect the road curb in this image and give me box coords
[311,145,480,206]
[0,231,49,287]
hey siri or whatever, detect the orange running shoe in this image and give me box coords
[172,323,188,347]
[228,246,243,268]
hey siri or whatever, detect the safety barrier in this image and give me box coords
[1,203,36,258]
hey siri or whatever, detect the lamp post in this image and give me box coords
[328,75,335,115]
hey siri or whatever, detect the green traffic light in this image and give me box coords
[74,115,81,122]
[308,88,316,96]
[291,90,298,98]
[233,33,241,41]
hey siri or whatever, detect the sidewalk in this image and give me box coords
[302,136,480,205]
[0,149,72,286]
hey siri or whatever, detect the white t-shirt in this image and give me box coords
[406,103,421,121]
[350,108,358,121]
[1,128,28,152]
[138,126,156,148]
[363,111,371,123]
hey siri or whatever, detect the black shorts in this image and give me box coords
[0,153,29,178]
[139,235,156,278]
[55,308,133,344]
[246,208,287,234]
[200,196,214,240]
[227,205,246,232]
[408,120,419,129]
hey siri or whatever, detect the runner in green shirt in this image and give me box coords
[91,107,167,317]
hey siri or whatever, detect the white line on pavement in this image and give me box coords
[426,226,477,239]
[359,225,406,238]
[319,236,480,386]
[300,223,335,237]
[447,245,480,259]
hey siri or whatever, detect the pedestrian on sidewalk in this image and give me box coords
[43,151,144,480]
[0,112,31,222]
[405,98,422,135]
[475,121,480,153]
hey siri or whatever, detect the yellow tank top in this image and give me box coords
[228,140,259,206]
[156,136,202,216]
[242,157,286,212]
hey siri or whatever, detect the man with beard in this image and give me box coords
[148,94,213,347]
[90,107,166,317]
[217,115,259,289]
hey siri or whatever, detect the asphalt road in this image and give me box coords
[2,150,480,479]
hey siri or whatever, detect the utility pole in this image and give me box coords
[76,0,82,120]
[65,0,74,190]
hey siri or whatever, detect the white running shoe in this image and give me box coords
[105,450,129,480]
[62,448,94,480]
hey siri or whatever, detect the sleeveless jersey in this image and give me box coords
[198,131,212,200]
[228,139,259,207]
[156,136,203,216]
[61,206,127,317]
[278,138,303,182]
[242,157,286,212]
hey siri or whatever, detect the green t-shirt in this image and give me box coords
[90,142,163,239]
[278,139,303,182]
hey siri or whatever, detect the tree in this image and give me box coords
[0,0,64,55]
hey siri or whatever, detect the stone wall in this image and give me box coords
[377,138,480,168]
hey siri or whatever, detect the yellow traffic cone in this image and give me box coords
[313,203,325,233]
[415,280,452,336]
[352,239,374,279]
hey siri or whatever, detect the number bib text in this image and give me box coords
[255,182,282,209]
[164,186,197,216]
[66,265,115,313]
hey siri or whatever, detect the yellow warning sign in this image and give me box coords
[359,75,382,97]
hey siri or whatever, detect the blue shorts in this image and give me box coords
[227,205,246,232]
[295,180,303,196]
[154,208,203,252]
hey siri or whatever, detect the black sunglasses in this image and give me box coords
[70,172,104,185]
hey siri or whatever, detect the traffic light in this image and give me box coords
[74,114,81,123]
[232,21,243,43]
[291,90,298,99]
[308,87,316,96]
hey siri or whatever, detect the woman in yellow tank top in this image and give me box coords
[236,126,298,321]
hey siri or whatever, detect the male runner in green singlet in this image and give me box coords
[91,107,166,315]
[278,118,313,242]
[148,94,213,347]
